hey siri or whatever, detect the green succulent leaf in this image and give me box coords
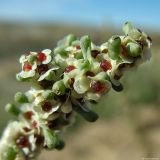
[108,37,121,60]
[80,35,92,62]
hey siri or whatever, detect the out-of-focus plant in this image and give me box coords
[0,22,152,160]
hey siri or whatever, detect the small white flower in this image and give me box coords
[18,61,37,79]
[0,121,24,153]
[37,49,52,64]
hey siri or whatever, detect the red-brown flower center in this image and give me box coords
[37,52,46,62]
[100,59,112,71]
[23,62,32,71]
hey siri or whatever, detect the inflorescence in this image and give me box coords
[0,22,152,160]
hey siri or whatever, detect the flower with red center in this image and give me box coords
[37,52,47,62]
[100,59,112,72]
[16,136,30,148]
[64,65,76,73]
[17,55,37,79]
[37,49,52,64]
[23,62,32,71]
[90,81,106,93]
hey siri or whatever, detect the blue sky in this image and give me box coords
[0,0,159,30]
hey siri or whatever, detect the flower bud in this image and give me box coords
[43,90,54,100]
[52,80,66,95]
[5,103,20,116]
[126,42,142,57]
[73,76,90,94]
[28,54,36,64]
[42,127,59,149]
[14,92,28,103]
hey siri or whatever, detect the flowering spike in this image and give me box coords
[0,22,152,160]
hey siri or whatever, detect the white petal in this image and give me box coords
[42,49,52,55]
[19,70,35,78]
[19,55,27,63]
[42,55,52,64]
[30,52,38,56]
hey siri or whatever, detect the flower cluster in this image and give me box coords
[0,22,152,160]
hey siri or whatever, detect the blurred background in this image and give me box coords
[0,0,160,159]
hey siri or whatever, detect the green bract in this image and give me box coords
[80,35,91,62]
[108,37,121,60]
[123,22,134,35]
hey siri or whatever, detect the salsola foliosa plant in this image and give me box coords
[0,22,152,160]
